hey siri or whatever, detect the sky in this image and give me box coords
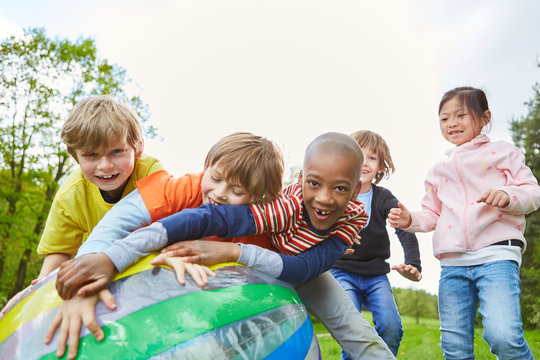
[1,0,539,295]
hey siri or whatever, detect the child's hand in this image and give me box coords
[44,289,116,360]
[162,240,241,266]
[387,202,412,228]
[477,189,510,208]
[150,253,216,287]
[56,253,117,299]
[391,264,422,282]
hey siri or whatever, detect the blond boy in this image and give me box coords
[36,95,163,278]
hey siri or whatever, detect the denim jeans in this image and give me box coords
[330,269,403,357]
[296,271,395,360]
[438,260,533,360]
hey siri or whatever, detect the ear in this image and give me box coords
[351,181,362,200]
[482,110,492,126]
[135,144,143,158]
[297,171,303,186]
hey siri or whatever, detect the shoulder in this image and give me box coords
[133,153,165,177]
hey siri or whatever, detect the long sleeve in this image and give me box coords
[103,222,168,272]
[76,190,152,256]
[158,203,258,244]
[238,236,349,285]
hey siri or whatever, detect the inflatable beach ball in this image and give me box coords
[0,254,321,359]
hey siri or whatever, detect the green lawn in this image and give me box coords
[314,313,540,359]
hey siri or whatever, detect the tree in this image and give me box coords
[510,69,540,330]
[0,27,153,302]
[393,287,438,323]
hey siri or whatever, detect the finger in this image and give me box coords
[44,312,62,344]
[31,278,39,285]
[99,289,117,311]
[76,279,109,298]
[167,248,196,257]
[82,311,104,342]
[179,255,202,263]
[67,317,82,360]
[188,264,206,287]
[398,202,407,211]
[174,261,187,286]
[55,318,69,358]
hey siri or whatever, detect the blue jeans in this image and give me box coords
[331,269,403,357]
[438,260,533,360]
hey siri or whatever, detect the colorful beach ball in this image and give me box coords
[0,254,321,359]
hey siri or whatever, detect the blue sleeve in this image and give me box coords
[77,190,152,256]
[277,236,349,284]
[158,203,257,244]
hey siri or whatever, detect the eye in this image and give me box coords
[231,188,245,196]
[211,175,221,182]
[440,117,447,122]
[335,186,348,192]
[111,148,126,155]
[307,180,319,187]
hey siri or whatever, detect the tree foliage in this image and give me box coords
[0,27,153,304]
[510,68,540,330]
[393,287,439,323]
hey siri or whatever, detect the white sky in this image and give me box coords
[1,0,539,295]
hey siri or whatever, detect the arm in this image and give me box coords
[164,235,350,285]
[37,253,72,280]
[101,204,257,272]
[76,189,152,256]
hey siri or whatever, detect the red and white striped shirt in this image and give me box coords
[250,182,368,255]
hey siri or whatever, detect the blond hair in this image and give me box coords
[350,130,394,184]
[62,95,144,161]
[204,132,284,204]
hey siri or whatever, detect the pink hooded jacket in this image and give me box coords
[407,135,540,259]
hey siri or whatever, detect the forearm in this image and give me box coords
[77,190,152,256]
[159,203,257,244]
[103,222,169,272]
[37,253,72,280]
[238,236,348,285]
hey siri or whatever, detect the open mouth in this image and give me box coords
[97,174,119,180]
[314,208,331,216]
[208,197,222,206]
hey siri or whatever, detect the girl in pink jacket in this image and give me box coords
[388,86,540,360]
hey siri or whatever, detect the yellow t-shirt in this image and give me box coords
[36,153,163,255]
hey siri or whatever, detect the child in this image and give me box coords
[36,95,163,278]
[49,132,395,360]
[330,130,422,358]
[388,87,540,359]
[0,95,163,317]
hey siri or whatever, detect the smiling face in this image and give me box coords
[439,96,489,146]
[201,165,252,206]
[359,146,383,193]
[76,138,139,199]
[299,148,361,231]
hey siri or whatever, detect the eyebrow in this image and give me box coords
[305,173,353,187]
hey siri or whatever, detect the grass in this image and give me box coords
[314,313,540,359]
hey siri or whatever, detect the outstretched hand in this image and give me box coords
[44,289,116,360]
[150,253,216,287]
[161,240,241,266]
[387,202,412,229]
[477,189,510,208]
[391,264,422,282]
[56,253,117,299]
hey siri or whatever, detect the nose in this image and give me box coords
[448,115,457,127]
[314,187,334,205]
[214,183,228,201]
[97,156,114,170]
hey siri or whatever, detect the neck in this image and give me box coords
[359,182,373,194]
